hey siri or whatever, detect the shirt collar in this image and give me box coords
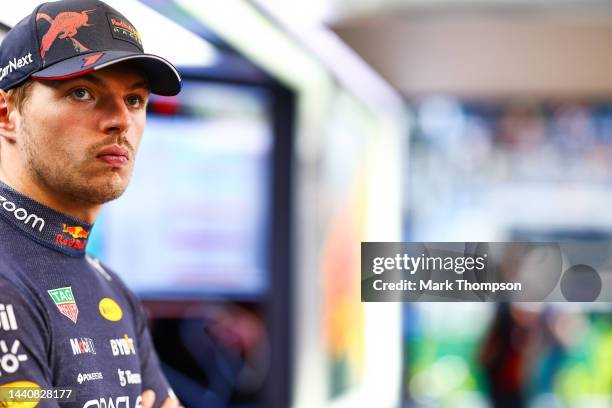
[0,180,93,257]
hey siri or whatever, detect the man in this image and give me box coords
[0,1,182,407]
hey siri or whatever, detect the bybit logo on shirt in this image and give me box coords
[0,304,18,331]
[70,337,96,355]
[0,194,45,232]
[110,334,136,356]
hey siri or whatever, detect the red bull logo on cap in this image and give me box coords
[37,8,95,60]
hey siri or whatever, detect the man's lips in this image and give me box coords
[96,146,130,167]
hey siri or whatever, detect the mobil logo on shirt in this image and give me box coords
[109,334,136,356]
[70,337,96,355]
[82,395,141,408]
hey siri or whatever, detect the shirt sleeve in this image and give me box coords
[124,289,175,408]
[0,277,60,407]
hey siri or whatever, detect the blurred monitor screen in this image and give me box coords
[88,80,273,298]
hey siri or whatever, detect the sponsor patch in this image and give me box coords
[37,9,95,60]
[117,369,141,387]
[48,287,78,323]
[0,53,34,82]
[77,371,103,384]
[0,340,28,375]
[55,224,89,250]
[0,195,45,232]
[110,334,135,356]
[70,337,96,355]
[98,298,122,322]
[106,13,142,49]
[83,396,140,408]
[61,224,89,239]
[0,381,41,408]
[82,52,104,68]
[0,304,18,331]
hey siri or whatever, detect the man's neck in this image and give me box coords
[0,169,100,224]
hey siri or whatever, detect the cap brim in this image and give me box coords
[32,51,181,96]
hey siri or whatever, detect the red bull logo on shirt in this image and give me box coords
[62,224,89,239]
[56,224,89,250]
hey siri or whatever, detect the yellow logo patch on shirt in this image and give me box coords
[0,380,41,407]
[98,298,123,322]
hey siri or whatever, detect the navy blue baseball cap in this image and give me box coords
[0,0,181,96]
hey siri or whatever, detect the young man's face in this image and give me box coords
[13,63,150,205]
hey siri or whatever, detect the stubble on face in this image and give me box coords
[19,113,136,206]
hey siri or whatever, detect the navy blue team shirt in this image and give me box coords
[0,180,173,407]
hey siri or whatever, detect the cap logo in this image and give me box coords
[107,13,142,49]
[37,9,96,60]
[0,53,34,82]
[82,52,104,68]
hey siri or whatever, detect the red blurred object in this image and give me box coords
[150,96,180,115]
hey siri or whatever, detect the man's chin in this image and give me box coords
[75,175,130,204]
[82,187,127,204]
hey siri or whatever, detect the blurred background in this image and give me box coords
[2,0,612,407]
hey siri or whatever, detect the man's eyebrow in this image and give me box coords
[72,74,103,87]
[128,81,150,92]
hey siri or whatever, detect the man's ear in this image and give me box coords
[0,90,17,143]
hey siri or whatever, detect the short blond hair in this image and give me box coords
[5,79,35,113]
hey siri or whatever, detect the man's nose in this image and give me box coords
[99,96,132,135]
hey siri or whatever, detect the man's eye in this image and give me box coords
[126,95,144,108]
[71,88,92,100]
